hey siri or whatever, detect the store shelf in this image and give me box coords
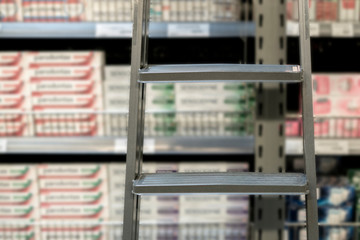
[286,138,360,155]
[287,21,360,37]
[0,136,254,154]
[2,137,360,155]
[0,22,255,38]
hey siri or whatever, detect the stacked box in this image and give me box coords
[339,0,360,21]
[146,84,176,137]
[25,51,105,136]
[175,83,255,136]
[0,0,21,22]
[21,0,88,22]
[0,165,39,240]
[316,0,339,21]
[103,66,130,136]
[291,0,317,21]
[0,52,30,136]
[287,179,355,240]
[37,164,109,240]
[178,162,249,240]
[312,74,360,137]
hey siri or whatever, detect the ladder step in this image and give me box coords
[133,172,308,195]
[138,64,302,83]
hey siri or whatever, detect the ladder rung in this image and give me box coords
[133,172,308,195]
[138,64,302,83]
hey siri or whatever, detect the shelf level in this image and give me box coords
[0,22,255,38]
[133,172,308,195]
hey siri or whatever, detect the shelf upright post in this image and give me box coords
[122,0,150,237]
[253,0,287,239]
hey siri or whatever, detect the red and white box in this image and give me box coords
[37,164,106,179]
[313,74,360,96]
[339,0,360,21]
[39,178,108,193]
[40,204,108,219]
[22,0,88,22]
[0,219,38,240]
[39,220,106,240]
[0,179,37,193]
[0,165,36,180]
[0,52,22,66]
[0,66,24,81]
[316,0,339,21]
[286,120,302,137]
[24,52,104,68]
[26,66,102,82]
[314,96,360,116]
[292,0,317,21]
[0,0,22,22]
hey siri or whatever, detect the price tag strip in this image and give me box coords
[114,138,155,153]
[167,23,210,37]
[96,23,132,38]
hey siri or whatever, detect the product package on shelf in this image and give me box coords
[0,0,22,22]
[316,0,339,21]
[0,165,39,240]
[0,52,23,66]
[25,51,105,137]
[146,84,176,137]
[287,176,356,240]
[290,0,317,21]
[175,83,255,136]
[339,0,360,21]
[0,65,31,136]
[311,74,360,137]
[103,66,130,137]
[22,0,88,22]
[37,164,109,240]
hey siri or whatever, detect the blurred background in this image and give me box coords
[0,0,359,239]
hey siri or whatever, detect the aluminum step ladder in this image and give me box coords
[122,0,318,239]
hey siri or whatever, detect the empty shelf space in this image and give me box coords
[138,64,302,83]
[133,172,308,195]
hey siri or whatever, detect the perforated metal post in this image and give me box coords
[253,1,287,240]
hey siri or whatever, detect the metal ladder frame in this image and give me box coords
[122,0,318,239]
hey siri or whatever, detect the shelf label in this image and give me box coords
[287,21,299,36]
[114,138,127,153]
[315,140,349,155]
[114,138,155,153]
[310,22,320,37]
[0,140,7,153]
[168,23,209,37]
[96,24,132,38]
[332,23,354,37]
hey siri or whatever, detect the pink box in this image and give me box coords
[314,119,330,137]
[316,0,338,21]
[313,74,360,97]
[286,120,301,137]
[313,97,332,115]
[0,0,21,22]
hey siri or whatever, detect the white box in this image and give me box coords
[105,66,131,82]
[0,66,24,81]
[40,192,108,206]
[0,165,36,179]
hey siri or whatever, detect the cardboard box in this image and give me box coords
[22,0,88,22]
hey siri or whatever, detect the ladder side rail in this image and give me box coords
[298,0,319,239]
[123,0,150,238]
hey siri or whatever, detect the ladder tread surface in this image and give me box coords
[133,172,308,195]
[138,64,302,83]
